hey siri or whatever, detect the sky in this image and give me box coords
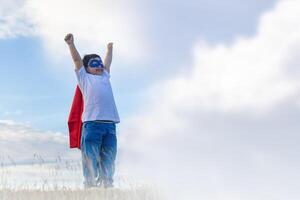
[1,0,300,199]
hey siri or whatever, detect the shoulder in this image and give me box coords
[75,66,86,75]
[103,69,111,78]
[75,66,89,83]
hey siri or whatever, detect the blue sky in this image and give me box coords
[0,36,70,131]
[2,0,300,199]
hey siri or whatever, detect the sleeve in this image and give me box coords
[103,69,111,79]
[75,66,87,89]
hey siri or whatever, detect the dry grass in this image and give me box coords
[0,187,160,200]
[0,155,162,200]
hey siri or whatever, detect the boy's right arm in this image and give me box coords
[64,33,83,70]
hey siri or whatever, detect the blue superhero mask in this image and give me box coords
[88,57,104,68]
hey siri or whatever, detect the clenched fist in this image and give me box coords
[64,33,74,45]
[107,42,113,49]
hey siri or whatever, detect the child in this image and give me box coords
[64,33,120,188]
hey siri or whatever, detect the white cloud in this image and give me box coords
[117,1,300,199]
[153,0,300,114]
[0,0,36,38]
[0,119,80,163]
[120,0,300,142]
[0,0,149,63]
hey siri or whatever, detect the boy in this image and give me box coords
[64,33,120,188]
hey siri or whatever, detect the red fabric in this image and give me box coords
[68,85,84,149]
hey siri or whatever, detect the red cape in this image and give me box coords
[68,85,84,149]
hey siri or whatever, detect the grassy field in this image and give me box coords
[0,156,162,200]
[0,187,160,200]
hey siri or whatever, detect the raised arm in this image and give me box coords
[64,33,83,70]
[104,43,113,73]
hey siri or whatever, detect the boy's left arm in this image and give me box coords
[104,43,113,73]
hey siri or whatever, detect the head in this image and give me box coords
[82,54,104,75]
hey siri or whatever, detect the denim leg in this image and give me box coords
[81,122,104,188]
[80,129,90,187]
[100,123,117,187]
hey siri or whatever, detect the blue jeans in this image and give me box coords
[81,121,117,188]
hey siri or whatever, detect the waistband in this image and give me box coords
[93,120,115,123]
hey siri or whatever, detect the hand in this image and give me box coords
[107,42,113,49]
[64,33,74,45]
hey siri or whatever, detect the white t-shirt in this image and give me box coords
[75,67,120,123]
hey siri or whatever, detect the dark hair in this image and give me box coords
[82,54,101,68]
